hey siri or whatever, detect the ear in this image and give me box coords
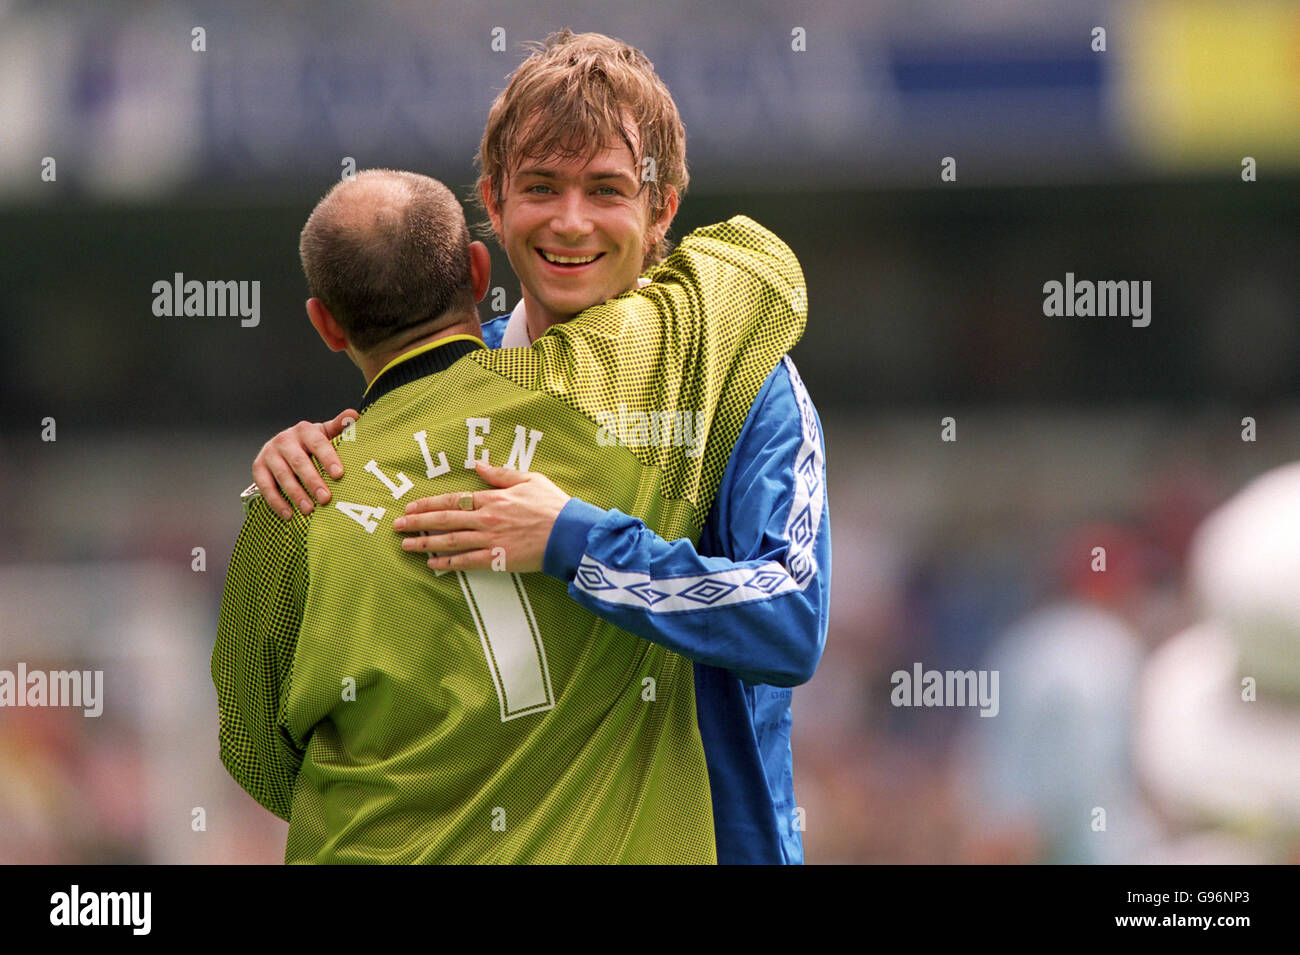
[306,298,349,352]
[480,177,504,240]
[650,185,680,245]
[468,241,492,302]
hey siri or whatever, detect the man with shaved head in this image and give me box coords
[298,170,479,355]
[296,170,487,369]
[212,167,807,862]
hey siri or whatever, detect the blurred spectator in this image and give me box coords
[1136,462,1300,863]
[954,524,1164,863]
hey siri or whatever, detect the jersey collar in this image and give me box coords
[501,298,533,347]
[360,334,485,411]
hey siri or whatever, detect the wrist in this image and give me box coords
[542,497,607,582]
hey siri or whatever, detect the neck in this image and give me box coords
[519,276,652,342]
[520,289,566,343]
[358,316,482,385]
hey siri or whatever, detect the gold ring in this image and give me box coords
[458,492,475,511]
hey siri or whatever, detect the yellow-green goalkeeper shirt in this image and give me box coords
[212,216,806,863]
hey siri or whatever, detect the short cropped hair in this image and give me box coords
[475,30,688,267]
[299,169,473,353]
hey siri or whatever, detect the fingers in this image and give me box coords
[475,461,531,487]
[252,417,351,519]
[401,490,502,518]
[323,408,360,442]
[400,530,492,554]
[265,445,317,515]
[425,549,498,572]
[394,509,486,533]
[253,431,315,518]
[400,470,531,518]
[403,492,472,516]
[252,457,293,520]
[281,424,333,510]
[304,421,345,483]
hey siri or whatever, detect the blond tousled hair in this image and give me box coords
[475,30,688,267]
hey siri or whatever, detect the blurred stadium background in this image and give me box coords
[1,0,1298,863]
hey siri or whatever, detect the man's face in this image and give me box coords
[484,132,677,330]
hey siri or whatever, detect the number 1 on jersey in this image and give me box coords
[457,571,555,721]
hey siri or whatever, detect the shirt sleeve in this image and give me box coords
[479,314,509,349]
[211,494,310,821]
[542,357,831,687]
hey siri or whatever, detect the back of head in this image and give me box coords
[300,169,473,353]
[475,29,688,267]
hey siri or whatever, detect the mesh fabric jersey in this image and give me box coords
[212,217,806,863]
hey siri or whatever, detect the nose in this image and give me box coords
[549,189,593,241]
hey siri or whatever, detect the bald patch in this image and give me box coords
[328,179,407,232]
[300,169,475,352]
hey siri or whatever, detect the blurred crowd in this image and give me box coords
[795,421,1300,864]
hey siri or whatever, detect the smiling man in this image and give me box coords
[493,137,666,342]
[252,31,831,864]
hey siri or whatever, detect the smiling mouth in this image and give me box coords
[538,249,604,267]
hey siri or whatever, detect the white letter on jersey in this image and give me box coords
[335,501,386,533]
[503,426,543,471]
[364,460,414,500]
[413,430,451,478]
[465,418,491,468]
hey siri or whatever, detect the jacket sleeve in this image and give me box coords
[542,358,831,687]
[211,493,310,820]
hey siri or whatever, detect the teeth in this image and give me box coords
[540,252,595,263]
